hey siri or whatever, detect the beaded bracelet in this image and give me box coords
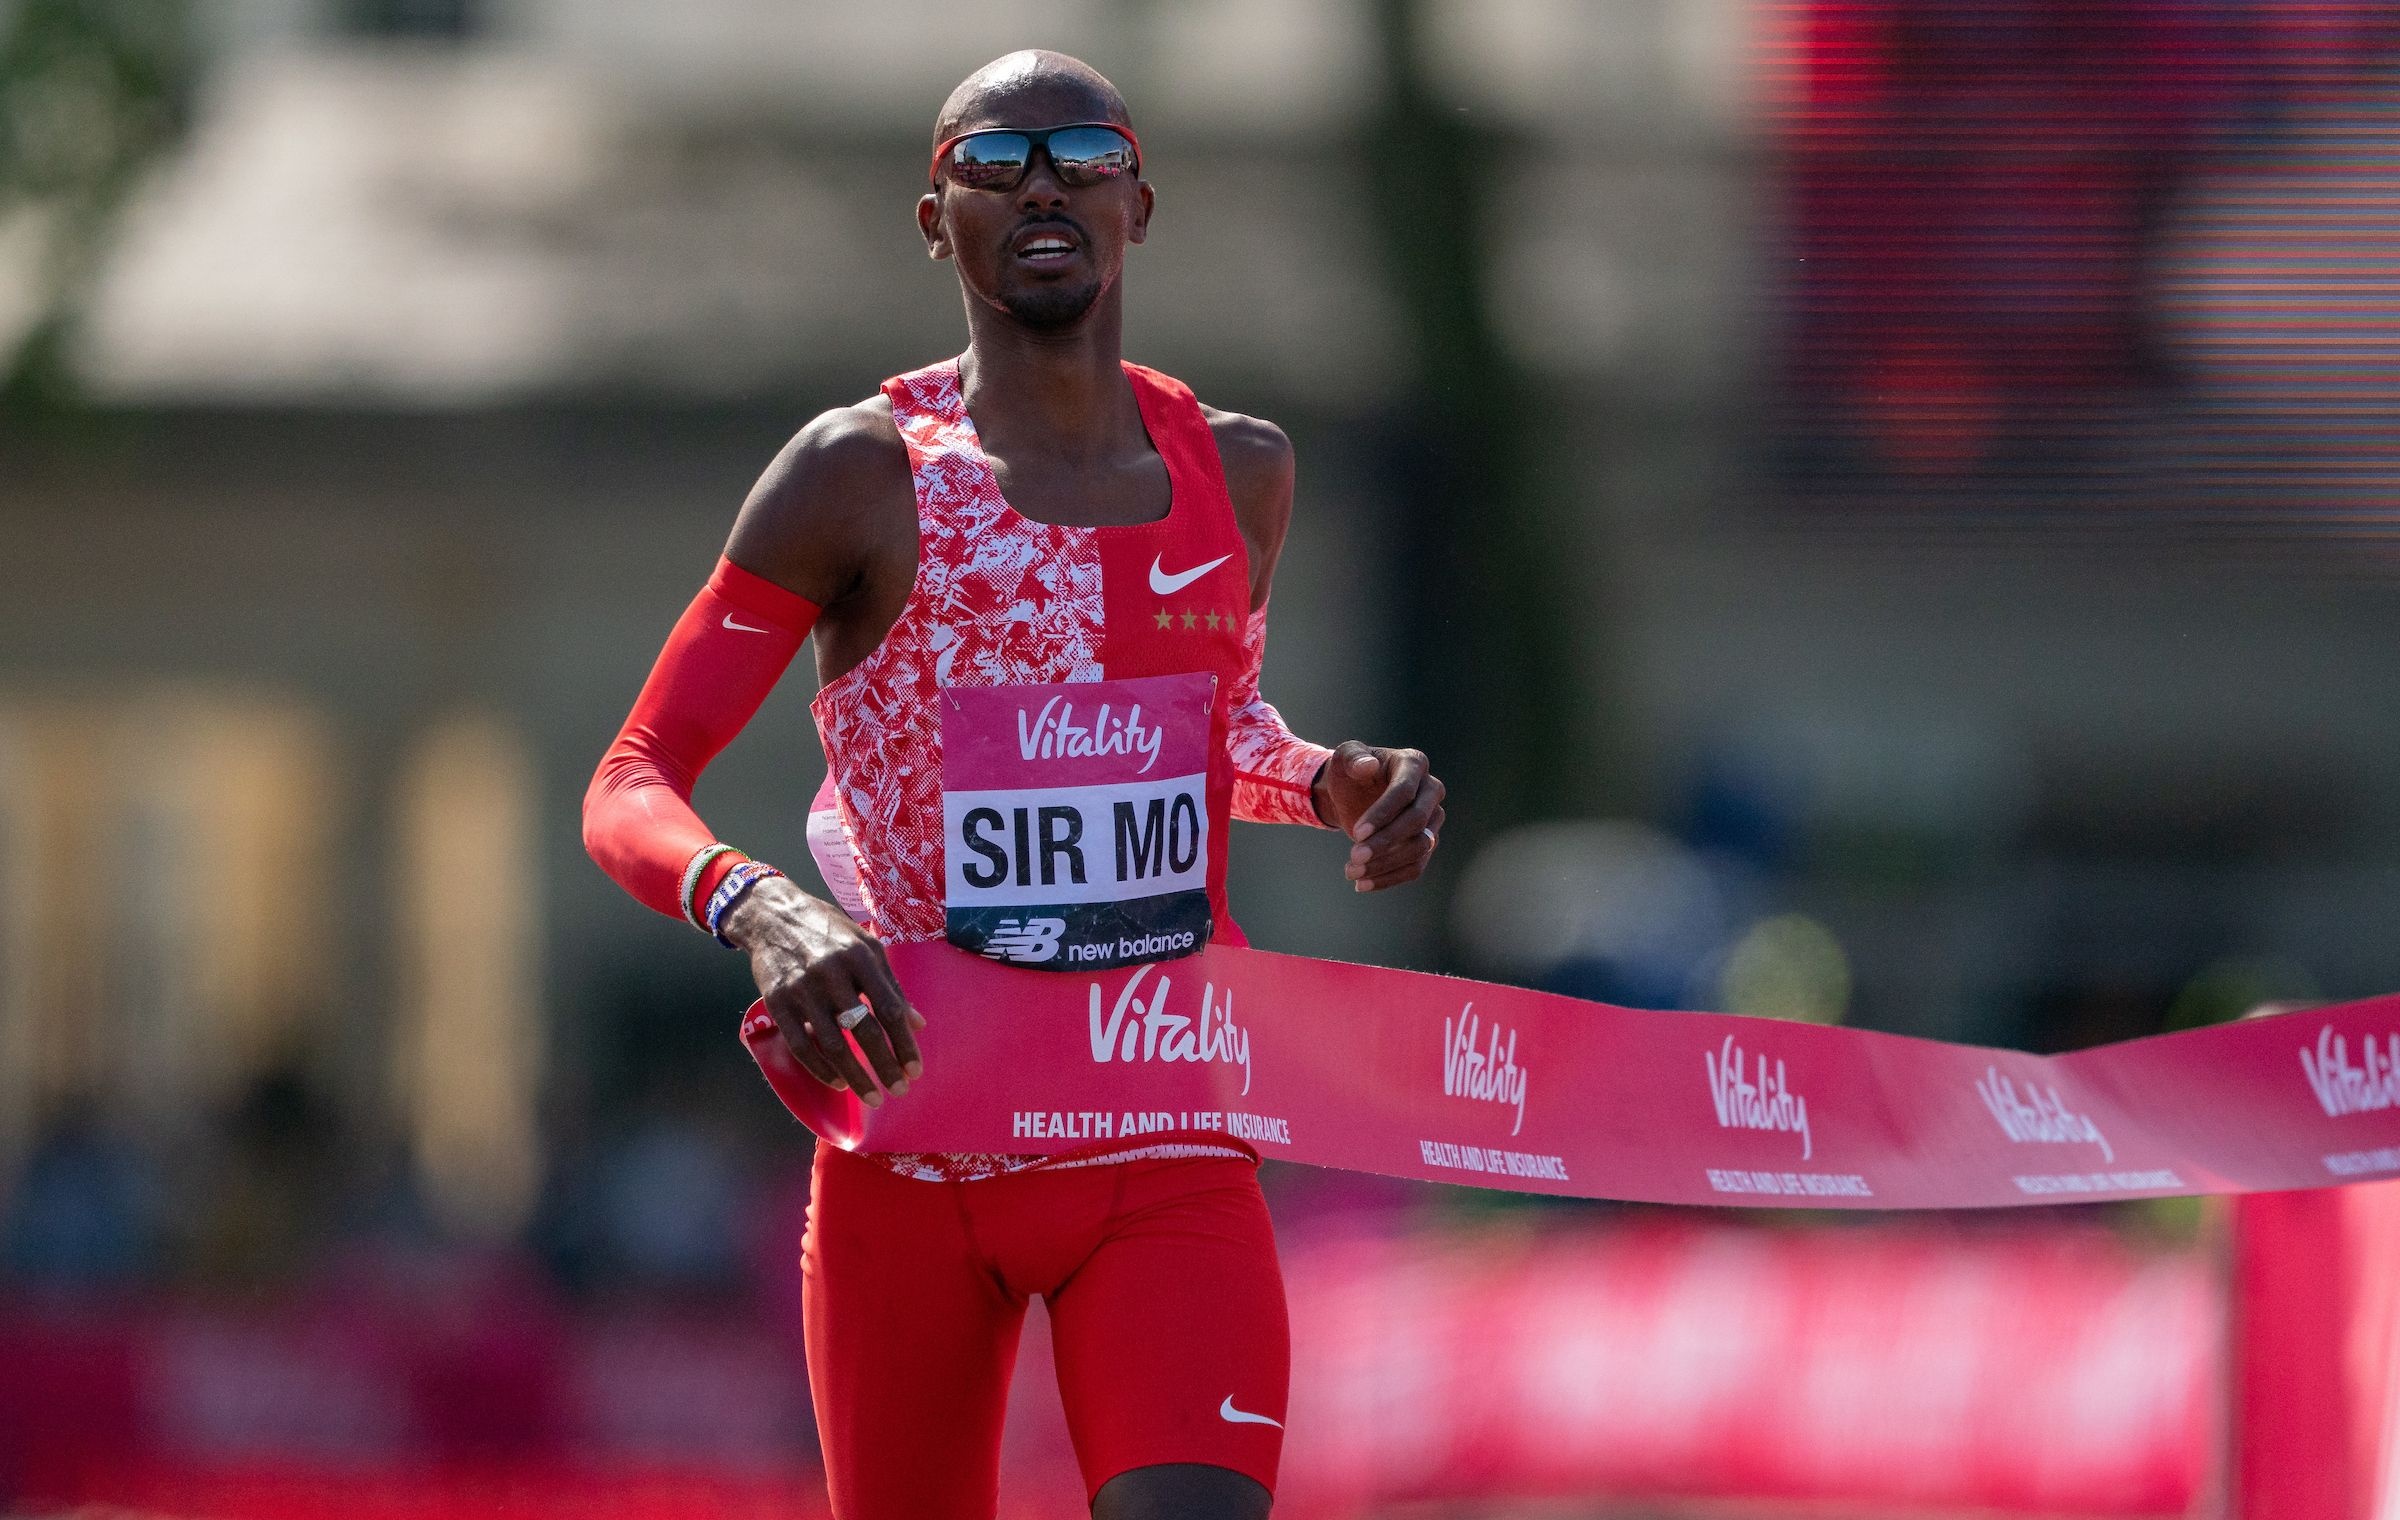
[706,860,785,948]
[680,843,741,930]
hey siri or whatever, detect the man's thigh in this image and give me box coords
[802,1145,1027,1519]
[1047,1157,1288,1508]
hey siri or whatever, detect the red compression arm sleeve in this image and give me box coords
[583,557,821,920]
[1226,604,1335,827]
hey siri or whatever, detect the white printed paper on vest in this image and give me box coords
[940,674,1215,969]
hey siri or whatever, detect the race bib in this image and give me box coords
[941,674,1216,970]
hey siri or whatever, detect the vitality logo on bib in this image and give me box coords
[942,675,1218,971]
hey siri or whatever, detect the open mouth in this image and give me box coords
[1011,225,1082,266]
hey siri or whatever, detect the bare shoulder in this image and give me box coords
[725,395,915,608]
[1202,405,1295,547]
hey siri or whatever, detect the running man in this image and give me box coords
[585,50,1444,1519]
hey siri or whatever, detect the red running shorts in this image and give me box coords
[801,1142,1289,1517]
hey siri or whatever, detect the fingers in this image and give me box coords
[805,990,885,1107]
[1352,772,1445,861]
[854,944,926,1085]
[765,997,847,1092]
[1347,748,1428,842]
[844,1008,910,1099]
[1356,807,1441,891]
[1352,825,1438,890]
[767,939,927,1107]
[1356,840,1436,890]
[1345,822,1431,886]
[1347,762,1445,891]
[781,960,886,1108]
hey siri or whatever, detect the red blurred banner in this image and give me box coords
[2231,1177,2400,1520]
[4,1222,2213,1517]
[1273,1222,2210,1515]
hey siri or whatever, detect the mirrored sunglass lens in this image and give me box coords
[949,134,1031,188]
[1046,127,1135,182]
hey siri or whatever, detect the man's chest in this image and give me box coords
[867,493,1249,669]
[983,447,1172,530]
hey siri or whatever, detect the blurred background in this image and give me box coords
[7,0,2400,1514]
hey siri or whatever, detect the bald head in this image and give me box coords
[934,50,1131,146]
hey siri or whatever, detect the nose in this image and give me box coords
[1015,149,1069,210]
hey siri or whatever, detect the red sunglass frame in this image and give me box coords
[928,122,1145,188]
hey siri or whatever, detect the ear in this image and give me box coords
[1128,179,1154,247]
[917,192,951,261]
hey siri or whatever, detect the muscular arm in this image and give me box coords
[726,397,922,689]
[1207,409,1338,827]
[583,401,915,915]
[580,558,821,919]
[583,399,926,1104]
[1209,408,1298,616]
[1208,407,1447,890]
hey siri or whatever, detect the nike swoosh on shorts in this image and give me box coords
[1218,1395,1281,1428]
[1150,553,1232,596]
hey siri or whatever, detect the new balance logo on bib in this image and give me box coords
[942,674,1216,970]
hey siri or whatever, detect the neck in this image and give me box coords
[957,284,1134,461]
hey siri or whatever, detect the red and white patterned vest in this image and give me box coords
[807,357,1268,1179]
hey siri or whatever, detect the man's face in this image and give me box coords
[918,83,1152,331]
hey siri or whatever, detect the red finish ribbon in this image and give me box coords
[742,941,2400,1209]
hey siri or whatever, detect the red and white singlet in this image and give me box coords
[805,358,1327,1181]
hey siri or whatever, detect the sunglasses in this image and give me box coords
[929,122,1143,192]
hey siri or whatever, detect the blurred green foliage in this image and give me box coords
[0,0,191,414]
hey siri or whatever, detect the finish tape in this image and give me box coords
[742,941,2400,1208]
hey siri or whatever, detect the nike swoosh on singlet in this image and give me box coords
[722,613,771,633]
[1149,552,1233,596]
[1218,1395,1282,1429]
